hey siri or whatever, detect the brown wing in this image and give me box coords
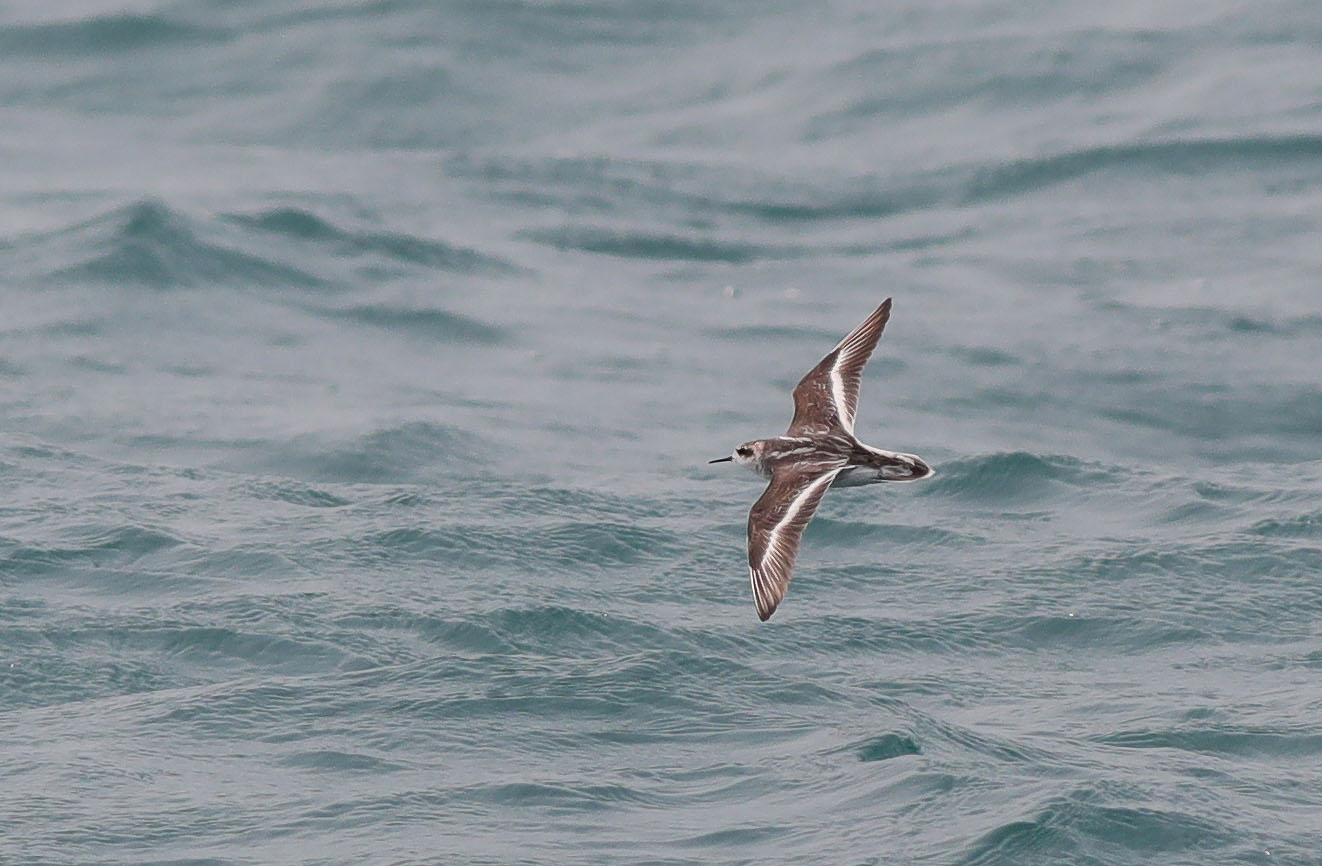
[788,299,891,436]
[747,464,845,621]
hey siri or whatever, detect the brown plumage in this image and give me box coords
[710,299,933,621]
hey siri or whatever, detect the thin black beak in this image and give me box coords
[709,456,733,464]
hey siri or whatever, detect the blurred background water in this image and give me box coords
[3,1,1322,864]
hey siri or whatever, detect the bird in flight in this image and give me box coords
[710,299,933,620]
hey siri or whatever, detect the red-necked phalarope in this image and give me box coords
[710,298,933,621]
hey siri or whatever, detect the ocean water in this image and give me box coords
[3,1,1322,863]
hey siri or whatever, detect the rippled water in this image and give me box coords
[3,2,1322,864]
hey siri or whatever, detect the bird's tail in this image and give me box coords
[834,447,933,486]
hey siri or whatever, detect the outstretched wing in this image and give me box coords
[788,299,891,436]
[747,463,844,621]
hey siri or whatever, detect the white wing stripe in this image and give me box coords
[826,319,876,433]
[748,467,845,618]
[829,365,849,434]
[754,468,841,574]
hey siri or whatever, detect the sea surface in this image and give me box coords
[3,2,1322,864]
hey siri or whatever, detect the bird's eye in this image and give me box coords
[736,447,750,457]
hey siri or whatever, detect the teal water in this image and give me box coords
[3,2,1322,864]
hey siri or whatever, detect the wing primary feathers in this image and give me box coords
[788,299,892,436]
[747,465,844,621]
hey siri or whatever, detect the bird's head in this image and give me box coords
[709,440,763,469]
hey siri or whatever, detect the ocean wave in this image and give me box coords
[958,134,1322,204]
[1094,382,1322,459]
[1245,511,1322,539]
[29,200,324,289]
[468,482,664,523]
[463,779,659,811]
[230,421,493,484]
[921,452,1121,503]
[1098,725,1322,759]
[807,518,978,549]
[764,613,996,657]
[821,29,1170,117]
[338,520,683,574]
[155,625,355,674]
[955,792,1235,865]
[456,130,1322,236]
[0,12,230,57]
[1096,298,1322,339]
[0,648,175,713]
[320,304,506,344]
[279,750,403,773]
[3,525,184,576]
[228,206,518,275]
[520,225,777,263]
[705,323,840,343]
[1002,614,1204,652]
[2,605,363,712]
[240,479,353,509]
[946,345,1023,368]
[453,153,933,225]
[854,733,922,762]
[10,200,518,291]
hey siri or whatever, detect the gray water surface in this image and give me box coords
[3,2,1322,864]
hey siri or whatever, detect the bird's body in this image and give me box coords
[731,434,927,486]
[710,299,933,621]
